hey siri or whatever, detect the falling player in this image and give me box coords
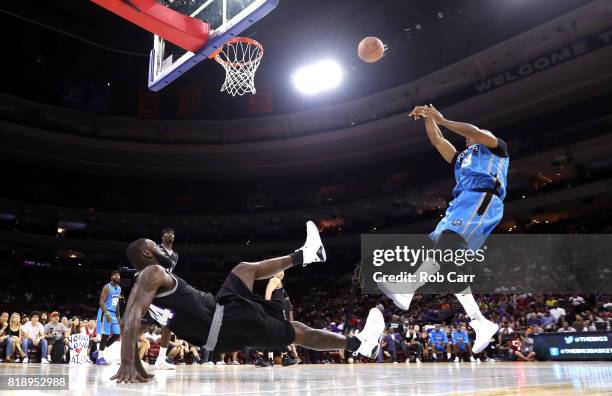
[153,228,178,370]
[381,104,508,354]
[112,222,384,383]
[95,271,122,365]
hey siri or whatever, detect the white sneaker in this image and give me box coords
[229,360,241,365]
[471,318,499,354]
[432,353,437,360]
[204,361,215,366]
[41,358,50,364]
[154,358,176,370]
[215,361,226,366]
[454,357,460,363]
[416,358,422,363]
[476,357,482,363]
[22,358,29,364]
[353,308,385,359]
[14,359,21,363]
[297,221,326,265]
[470,356,476,362]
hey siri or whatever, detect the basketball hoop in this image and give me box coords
[213,37,264,96]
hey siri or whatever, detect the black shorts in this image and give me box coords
[214,272,295,352]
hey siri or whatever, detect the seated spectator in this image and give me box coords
[144,325,161,344]
[84,319,98,362]
[138,333,150,361]
[44,312,68,363]
[403,325,423,363]
[452,325,475,362]
[5,313,26,362]
[419,328,430,361]
[40,312,48,326]
[70,317,85,335]
[557,321,577,333]
[185,342,205,365]
[582,319,596,332]
[429,324,451,361]
[541,310,556,330]
[514,336,536,361]
[167,334,185,364]
[550,303,566,323]
[21,311,49,364]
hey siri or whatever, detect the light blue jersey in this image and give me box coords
[97,282,121,335]
[452,142,509,200]
[104,282,121,312]
[431,139,509,250]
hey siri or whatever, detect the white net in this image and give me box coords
[214,37,263,96]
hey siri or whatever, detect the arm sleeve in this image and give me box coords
[489,138,509,158]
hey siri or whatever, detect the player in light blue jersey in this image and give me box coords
[381,104,507,355]
[95,271,122,365]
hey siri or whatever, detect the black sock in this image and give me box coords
[345,336,361,352]
[99,334,109,352]
[289,250,304,266]
[106,334,120,348]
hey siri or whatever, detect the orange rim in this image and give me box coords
[211,37,264,67]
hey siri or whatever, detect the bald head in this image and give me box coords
[126,238,151,271]
[127,238,175,271]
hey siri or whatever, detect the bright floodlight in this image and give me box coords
[293,60,343,94]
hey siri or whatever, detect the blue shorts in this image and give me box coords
[454,343,467,351]
[96,308,120,335]
[430,191,504,250]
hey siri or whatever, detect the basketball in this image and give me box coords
[358,36,385,63]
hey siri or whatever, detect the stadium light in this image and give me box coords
[293,60,343,94]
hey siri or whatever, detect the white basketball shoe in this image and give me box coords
[297,221,326,265]
[354,308,385,359]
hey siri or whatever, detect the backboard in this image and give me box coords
[149,0,279,92]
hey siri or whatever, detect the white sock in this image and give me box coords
[447,352,452,359]
[99,349,105,359]
[455,288,484,321]
[391,293,414,311]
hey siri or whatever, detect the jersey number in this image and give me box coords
[148,304,174,326]
[461,153,472,169]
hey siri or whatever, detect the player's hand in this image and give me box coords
[111,363,151,383]
[408,105,426,120]
[105,313,112,323]
[419,104,445,122]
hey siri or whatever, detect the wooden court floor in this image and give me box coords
[1,361,611,395]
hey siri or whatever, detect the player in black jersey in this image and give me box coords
[153,228,178,370]
[264,271,300,366]
[112,221,385,383]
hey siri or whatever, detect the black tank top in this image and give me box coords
[8,326,20,337]
[271,284,286,300]
[141,269,216,346]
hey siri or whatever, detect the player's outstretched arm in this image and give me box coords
[415,105,499,149]
[111,265,165,383]
[424,116,457,164]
